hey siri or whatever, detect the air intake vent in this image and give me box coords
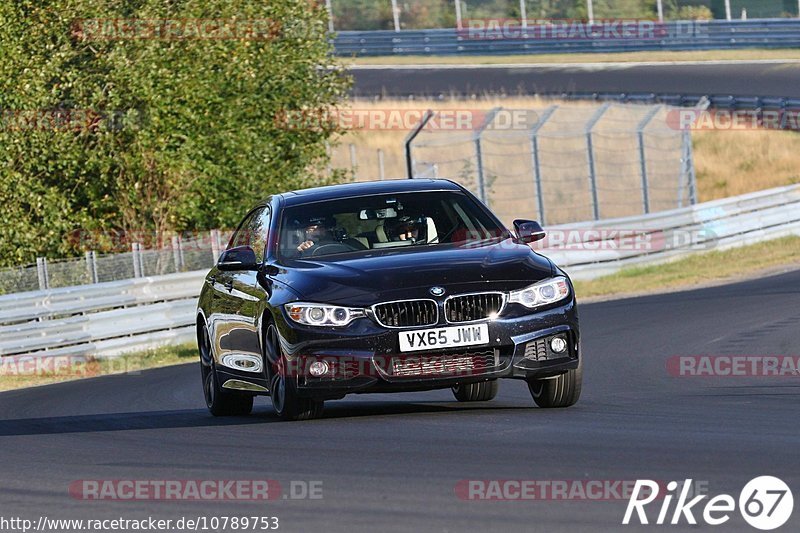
[373,300,438,328]
[445,293,505,323]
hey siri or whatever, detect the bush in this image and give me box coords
[0,0,350,266]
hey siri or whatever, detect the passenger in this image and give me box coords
[386,216,419,242]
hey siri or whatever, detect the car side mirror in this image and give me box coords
[513,219,546,244]
[218,245,259,271]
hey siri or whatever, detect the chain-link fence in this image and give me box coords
[327,0,798,31]
[0,231,231,295]
[408,103,695,226]
[330,102,695,227]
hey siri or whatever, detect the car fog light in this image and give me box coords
[550,337,567,354]
[309,360,330,377]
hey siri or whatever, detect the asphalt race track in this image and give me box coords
[1,269,799,532]
[350,61,800,99]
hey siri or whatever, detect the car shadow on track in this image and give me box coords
[0,402,539,436]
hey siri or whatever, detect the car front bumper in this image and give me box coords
[274,298,580,400]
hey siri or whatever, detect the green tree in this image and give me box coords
[0,0,350,266]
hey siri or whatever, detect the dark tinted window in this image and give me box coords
[278,191,506,260]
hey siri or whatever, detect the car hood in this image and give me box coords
[278,239,554,305]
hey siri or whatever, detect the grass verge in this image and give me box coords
[573,235,800,299]
[347,48,800,65]
[0,343,197,392]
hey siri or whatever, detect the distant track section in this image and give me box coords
[350,62,800,99]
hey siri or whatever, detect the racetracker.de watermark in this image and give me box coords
[72,18,282,41]
[667,109,800,131]
[667,355,800,377]
[274,108,540,131]
[458,19,706,41]
[68,479,323,501]
[0,355,131,378]
[455,479,708,501]
[0,108,143,132]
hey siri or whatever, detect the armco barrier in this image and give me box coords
[334,19,800,57]
[0,184,798,359]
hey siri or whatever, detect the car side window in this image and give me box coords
[228,207,268,261]
[250,207,271,263]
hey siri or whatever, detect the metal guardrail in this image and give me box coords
[544,184,800,279]
[334,19,800,56]
[1,184,799,359]
[0,271,205,358]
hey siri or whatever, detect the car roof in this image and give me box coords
[276,179,464,207]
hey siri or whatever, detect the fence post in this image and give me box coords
[679,129,698,207]
[585,103,610,221]
[391,0,401,31]
[377,149,385,180]
[84,251,98,284]
[132,243,142,278]
[325,0,334,33]
[210,229,221,263]
[529,105,558,225]
[475,107,501,207]
[324,141,333,178]
[349,143,358,180]
[636,105,662,215]
[36,257,49,291]
[171,235,184,272]
[404,109,434,178]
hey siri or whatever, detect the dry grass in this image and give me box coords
[573,236,800,299]
[0,343,196,392]
[693,130,800,201]
[348,49,800,65]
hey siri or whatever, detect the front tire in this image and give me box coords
[527,359,582,408]
[452,380,499,402]
[198,321,253,416]
[265,324,324,421]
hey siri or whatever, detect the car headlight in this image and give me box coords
[508,276,570,309]
[284,303,366,327]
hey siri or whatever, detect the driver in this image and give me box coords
[295,217,337,255]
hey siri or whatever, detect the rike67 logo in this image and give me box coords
[623,477,793,530]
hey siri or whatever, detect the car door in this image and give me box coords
[211,207,271,367]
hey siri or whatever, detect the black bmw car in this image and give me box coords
[197,179,581,420]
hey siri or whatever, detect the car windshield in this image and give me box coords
[278,190,507,260]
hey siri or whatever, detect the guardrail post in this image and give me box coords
[475,107,501,207]
[85,251,98,284]
[377,149,385,180]
[636,105,662,215]
[36,257,49,291]
[530,105,558,225]
[132,243,142,278]
[585,103,610,221]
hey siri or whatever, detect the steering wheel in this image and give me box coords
[310,243,356,256]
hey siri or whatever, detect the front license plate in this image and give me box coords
[399,324,490,353]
